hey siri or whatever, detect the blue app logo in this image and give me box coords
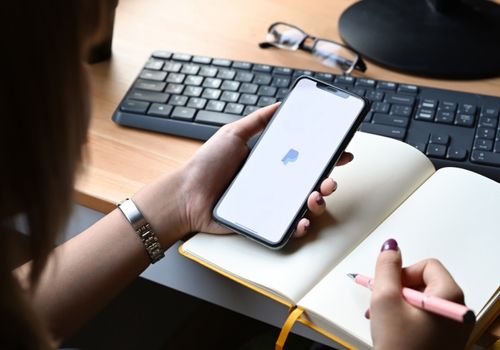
[281,148,299,165]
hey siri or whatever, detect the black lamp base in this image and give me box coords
[338,0,500,79]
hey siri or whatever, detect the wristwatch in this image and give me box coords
[118,198,164,263]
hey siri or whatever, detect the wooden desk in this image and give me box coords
[76,0,500,345]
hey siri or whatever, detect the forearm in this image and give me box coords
[16,170,188,342]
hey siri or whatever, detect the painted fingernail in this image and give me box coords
[380,238,398,252]
[331,180,338,191]
[316,193,325,205]
[364,309,370,319]
[303,222,310,232]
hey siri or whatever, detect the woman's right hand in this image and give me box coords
[369,239,473,350]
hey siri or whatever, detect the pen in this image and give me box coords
[347,273,476,324]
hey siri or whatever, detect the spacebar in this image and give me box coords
[195,110,243,126]
[359,123,406,140]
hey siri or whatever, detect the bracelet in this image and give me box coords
[117,198,164,263]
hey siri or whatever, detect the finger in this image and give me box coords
[336,152,354,166]
[294,218,310,238]
[229,102,280,141]
[402,259,464,303]
[307,191,325,216]
[373,238,402,298]
[319,178,337,196]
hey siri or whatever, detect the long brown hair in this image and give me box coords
[0,0,109,348]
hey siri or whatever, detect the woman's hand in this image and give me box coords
[177,103,353,236]
[369,239,473,350]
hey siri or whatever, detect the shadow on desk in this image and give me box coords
[62,277,335,350]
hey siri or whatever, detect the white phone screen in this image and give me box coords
[214,78,365,245]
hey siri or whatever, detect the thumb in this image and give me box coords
[373,238,402,298]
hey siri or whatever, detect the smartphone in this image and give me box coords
[213,76,369,249]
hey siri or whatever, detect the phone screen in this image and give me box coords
[214,77,367,247]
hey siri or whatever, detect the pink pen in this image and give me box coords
[348,273,476,324]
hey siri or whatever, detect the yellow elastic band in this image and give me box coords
[275,307,304,350]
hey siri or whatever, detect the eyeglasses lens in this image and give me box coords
[266,24,306,50]
[312,40,358,73]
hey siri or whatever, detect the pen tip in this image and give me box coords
[347,273,357,280]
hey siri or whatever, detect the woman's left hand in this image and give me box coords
[177,103,353,237]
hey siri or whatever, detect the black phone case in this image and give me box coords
[213,76,371,249]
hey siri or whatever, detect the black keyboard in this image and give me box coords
[112,51,500,182]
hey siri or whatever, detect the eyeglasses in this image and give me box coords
[259,22,366,75]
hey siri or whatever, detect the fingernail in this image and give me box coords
[303,222,310,232]
[331,180,338,191]
[380,238,398,252]
[316,193,325,205]
[347,152,354,161]
[364,310,370,319]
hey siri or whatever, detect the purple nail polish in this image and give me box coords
[380,238,398,252]
[316,194,324,205]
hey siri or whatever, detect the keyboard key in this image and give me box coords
[258,86,277,97]
[165,83,184,94]
[203,78,222,89]
[254,74,272,85]
[415,109,435,121]
[243,105,259,115]
[420,99,438,109]
[359,123,406,140]
[372,113,410,128]
[171,107,196,121]
[356,78,376,88]
[276,88,289,99]
[139,70,167,81]
[134,79,166,92]
[426,144,447,158]
[169,95,188,106]
[235,72,254,83]
[478,116,498,128]
[371,102,390,113]
[162,62,182,73]
[166,73,186,84]
[232,62,252,70]
[152,50,172,59]
[447,147,467,161]
[239,94,258,105]
[273,67,293,75]
[187,97,207,109]
[494,141,500,153]
[217,69,236,80]
[350,87,365,97]
[365,90,384,101]
[334,75,355,85]
[172,53,192,62]
[120,99,149,114]
[272,76,291,88]
[221,91,240,102]
[144,59,164,70]
[196,110,241,125]
[206,100,226,112]
[385,93,415,106]
[199,66,218,77]
[184,75,203,86]
[147,103,172,118]
[239,83,259,94]
[390,104,412,117]
[408,141,426,153]
[398,84,418,94]
[253,64,273,73]
[221,80,240,91]
[314,72,334,82]
[181,64,200,75]
[474,139,493,151]
[481,106,499,119]
[439,101,457,112]
[129,89,169,103]
[378,81,397,91]
[459,103,477,115]
[192,56,212,64]
[476,127,496,139]
[212,58,232,67]
[429,133,449,145]
[455,113,475,127]
[225,103,245,115]
[184,86,203,97]
[435,110,455,124]
[471,150,500,166]
[257,96,277,107]
[200,88,221,99]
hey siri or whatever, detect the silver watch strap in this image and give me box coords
[118,198,164,263]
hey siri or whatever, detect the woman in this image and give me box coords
[0,0,471,349]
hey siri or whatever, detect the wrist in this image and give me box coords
[131,169,190,249]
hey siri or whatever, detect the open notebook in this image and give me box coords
[179,132,500,349]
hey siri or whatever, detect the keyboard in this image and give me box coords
[112,51,500,182]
